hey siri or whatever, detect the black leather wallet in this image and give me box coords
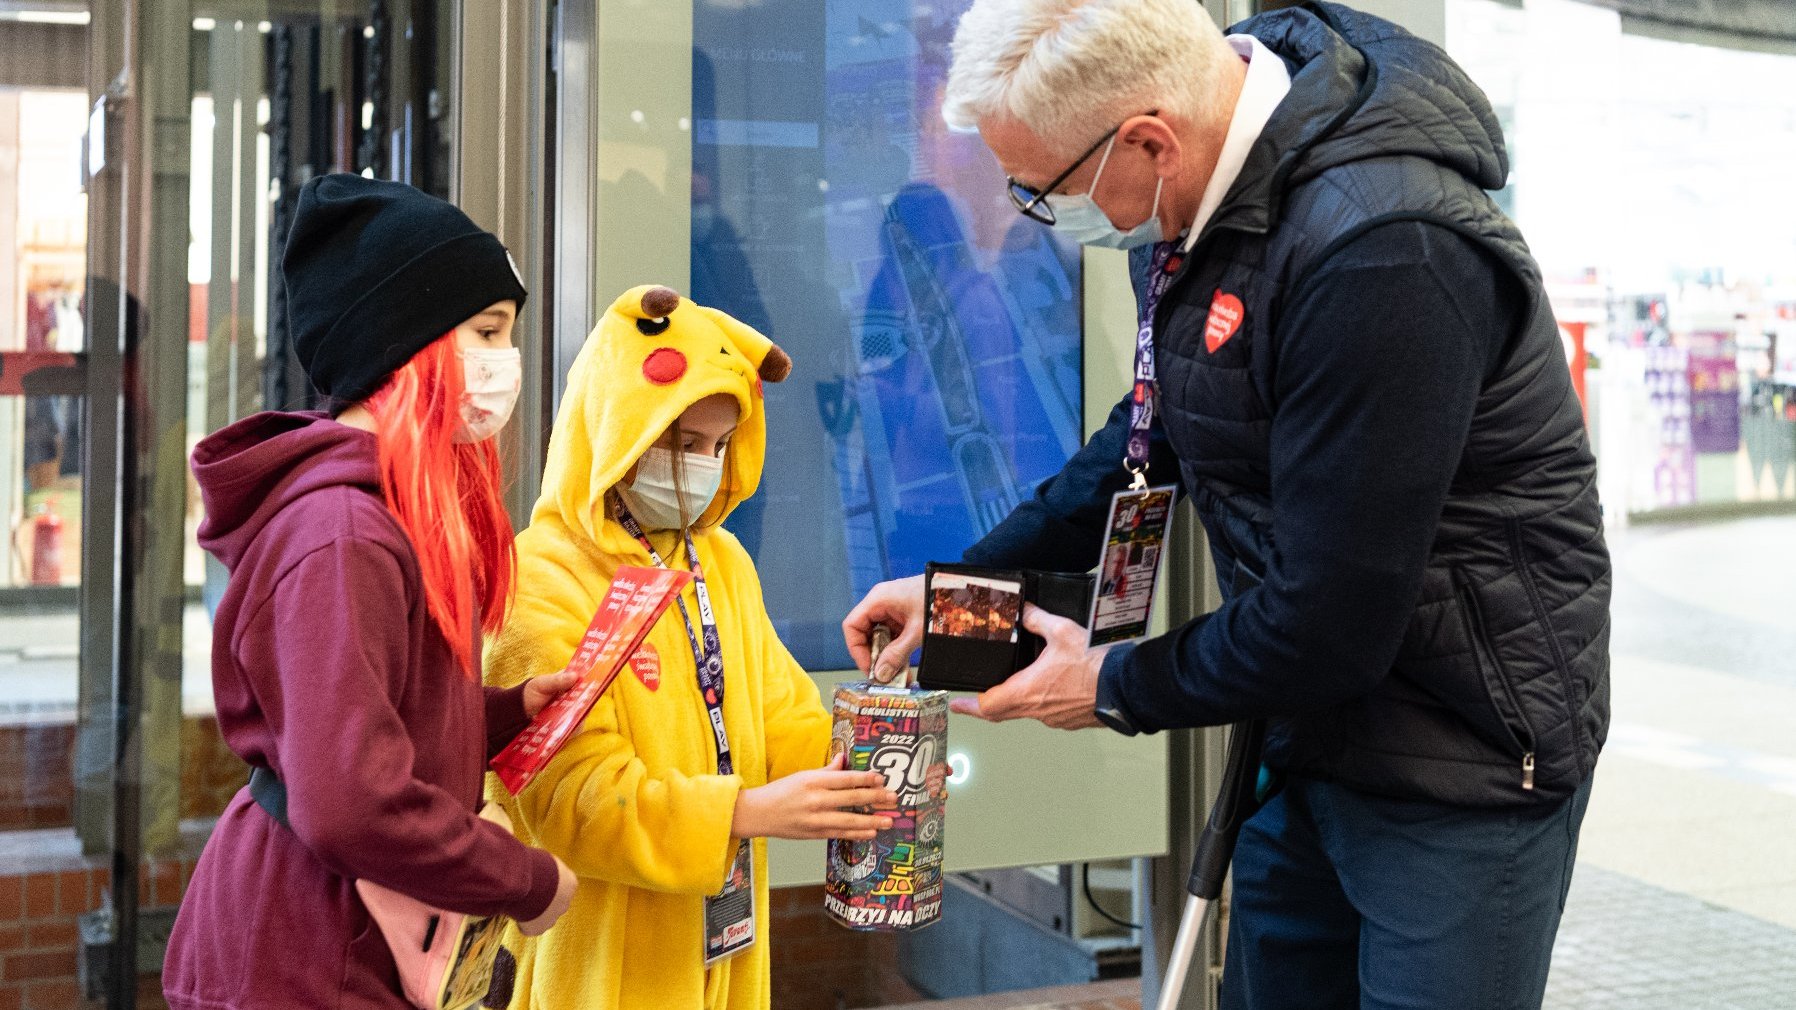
[916,562,1095,693]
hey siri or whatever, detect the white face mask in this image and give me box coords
[617,446,726,530]
[454,347,523,443]
[1046,134,1165,250]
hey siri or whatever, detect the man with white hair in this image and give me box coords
[845,2,1609,1007]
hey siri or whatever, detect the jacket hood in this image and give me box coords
[534,284,791,554]
[1212,2,1509,238]
[191,412,382,569]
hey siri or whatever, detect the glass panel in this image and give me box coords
[1449,2,1796,1001]
[1449,0,1796,518]
[180,0,461,731]
[693,0,1086,668]
[1,82,88,725]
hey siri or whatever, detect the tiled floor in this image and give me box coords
[874,979,1139,1010]
[1546,865,1796,1009]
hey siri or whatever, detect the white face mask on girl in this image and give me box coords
[454,348,523,443]
[618,447,726,530]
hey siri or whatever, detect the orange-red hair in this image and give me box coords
[363,333,515,676]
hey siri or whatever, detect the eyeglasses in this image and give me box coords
[1005,111,1154,226]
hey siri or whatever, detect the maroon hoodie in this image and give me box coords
[165,412,558,1010]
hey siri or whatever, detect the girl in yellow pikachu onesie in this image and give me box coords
[485,285,898,1010]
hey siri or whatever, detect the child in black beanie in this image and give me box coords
[166,175,577,1010]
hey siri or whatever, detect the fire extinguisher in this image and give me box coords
[31,500,64,586]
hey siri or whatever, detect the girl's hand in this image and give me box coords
[516,855,578,936]
[730,754,898,841]
[926,761,950,801]
[522,670,581,719]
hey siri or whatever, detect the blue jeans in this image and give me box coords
[1220,773,1593,1010]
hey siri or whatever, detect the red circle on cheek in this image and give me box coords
[643,348,688,385]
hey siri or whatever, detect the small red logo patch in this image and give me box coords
[1204,291,1245,353]
[630,644,661,691]
[643,348,688,385]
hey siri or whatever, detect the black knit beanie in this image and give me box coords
[283,174,528,405]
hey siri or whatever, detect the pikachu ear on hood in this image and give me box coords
[617,284,684,326]
[694,304,791,384]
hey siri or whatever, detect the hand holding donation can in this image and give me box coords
[824,626,949,931]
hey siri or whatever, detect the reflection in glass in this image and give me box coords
[693,0,1084,667]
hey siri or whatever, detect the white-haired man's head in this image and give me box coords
[942,0,1235,157]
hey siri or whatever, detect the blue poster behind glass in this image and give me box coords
[693,0,1083,669]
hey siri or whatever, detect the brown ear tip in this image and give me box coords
[641,286,681,318]
[759,345,793,383]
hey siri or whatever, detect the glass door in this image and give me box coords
[2,2,465,1006]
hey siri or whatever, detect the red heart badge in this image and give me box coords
[1204,291,1245,353]
[630,644,661,692]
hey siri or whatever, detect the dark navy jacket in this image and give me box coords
[965,2,1609,807]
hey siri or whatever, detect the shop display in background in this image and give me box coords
[1643,343,1696,509]
[1602,290,1796,516]
[1741,304,1796,498]
[1559,321,1589,419]
[1686,330,1740,455]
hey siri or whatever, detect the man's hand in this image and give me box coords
[950,604,1106,730]
[842,574,926,684]
[521,670,581,719]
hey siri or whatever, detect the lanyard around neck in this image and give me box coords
[1127,241,1183,488]
[611,493,733,776]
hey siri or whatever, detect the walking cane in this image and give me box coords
[1155,718,1268,1010]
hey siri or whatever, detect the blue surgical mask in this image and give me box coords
[1046,134,1165,250]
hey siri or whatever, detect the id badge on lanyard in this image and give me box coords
[611,494,757,965]
[1096,242,1182,647]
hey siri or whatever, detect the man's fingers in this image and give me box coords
[872,624,922,684]
[842,591,897,673]
[843,609,877,673]
[951,680,1023,722]
[844,577,927,675]
[1020,602,1081,643]
[948,695,988,720]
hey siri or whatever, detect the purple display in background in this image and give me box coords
[1645,344,1695,508]
[1685,330,1741,454]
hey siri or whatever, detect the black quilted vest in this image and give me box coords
[1134,3,1610,805]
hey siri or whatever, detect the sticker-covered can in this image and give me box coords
[823,682,948,931]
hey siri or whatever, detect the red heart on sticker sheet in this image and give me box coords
[630,644,661,691]
[1205,291,1245,353]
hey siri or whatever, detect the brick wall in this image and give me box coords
[0,722,75,832]
[769,885,924,1010]
[1,714,930,1009]
[0,829,198,1010]
[0,715,244,833]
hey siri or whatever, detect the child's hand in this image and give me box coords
[516,855,578,936]
[731,754,898,841]
[521,670,581,719]
[926,761,949,801]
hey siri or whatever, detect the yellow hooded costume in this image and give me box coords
[486,285,832,1009]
